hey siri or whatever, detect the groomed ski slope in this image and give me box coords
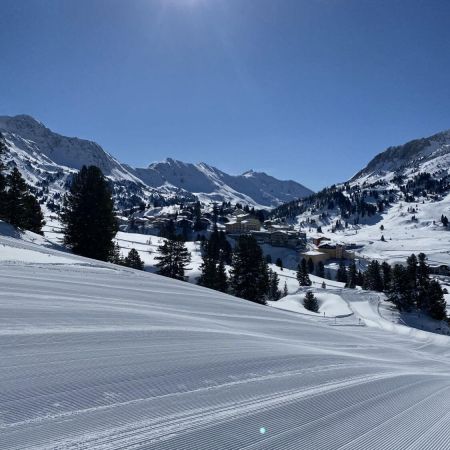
[2,232,450,449]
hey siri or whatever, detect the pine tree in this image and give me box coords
[198,255,217,289]
[347,261,358,288]
[275,257,283,270]
[297,259,311,286]
[0,136,7,218]
[198,229,231,292]
[21,193,45,234]
[427,280,447,320]
[416,252,430,310]
[215,259,229,293]
[316,261,325,278]
[364,260,383,292]
[155,239,191,281]
[387,264,414,311]
[109,242,123,265]
[229,235,269,304]
[268,269,281,301]
[192,201,204,232]
[303,291,319,313]
[4,167,28,228]
[60,166,117,261]
[2,167,45,234]
[159,219,177,240]
[283,281,289,297]
[336,261,348,284]
[381,261,392,291]
[307,258,315,274]
[124,248,145,270]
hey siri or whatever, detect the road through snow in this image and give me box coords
[2,260,450,448]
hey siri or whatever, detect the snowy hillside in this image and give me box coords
[2,225,450,448]
[0,115,312,209]
[352,128,450,184]
[271,127,450,264]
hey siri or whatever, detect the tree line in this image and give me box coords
[0,137,44,234]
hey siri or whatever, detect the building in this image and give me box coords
[300,250,330,265]
[250,229,306,249]
[311,235,331,246]
[225,216,261,234]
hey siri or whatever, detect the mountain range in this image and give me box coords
[0,114,313,209]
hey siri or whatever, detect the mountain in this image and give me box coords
[351,129,450,184]
[0,114,312,209]
[270,127,450,266]
[134,158,313,207]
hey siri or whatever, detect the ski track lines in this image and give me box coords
[1,265,450,449]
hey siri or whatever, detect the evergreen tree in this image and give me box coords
[307,257,315,274]
[303,291,319,313]
[356,270,365,287]
[159,219,177,240]
[2,167,45,234]
[268,269,281,301]
[364,260,383,292]
[347,261,358,288]
[203,226,232,265]
[275,257,283,270]
[427,280,447,320]
[416,253,430,310]
[296,259,311,286]
[215,259,229,293]
[4,167,28,228]
[336,261,348,284]
[387,264,414,311]
[381,261,392,291]
[265,254,272,264]
[0,137,7,218]
[22,192,45,234]
[198,255,217,289]
[283,281,289,297]
[229,235,269,304]
[192,201,204,232]
[316,261,325,278]
[123,248,145,270]
[60,166,117,261]
[198,228,231,292]
[109,242,123,265]
[155,239,191,281]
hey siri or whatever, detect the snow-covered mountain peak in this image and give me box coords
[0,114,312,208]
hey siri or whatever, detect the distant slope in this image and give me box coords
[2,223,450,449]
[0,115,312,208]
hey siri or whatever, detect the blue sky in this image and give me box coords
[1,0,450,190]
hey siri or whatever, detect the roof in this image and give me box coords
[302,250,327,256]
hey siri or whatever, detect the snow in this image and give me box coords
[269,292,352,317]
[3,227,450,448]
[308,193,450,266]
